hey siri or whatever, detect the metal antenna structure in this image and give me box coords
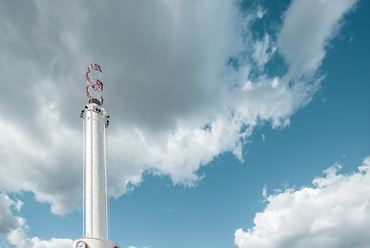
[73,64,120,248]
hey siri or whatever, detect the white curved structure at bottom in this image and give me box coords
[73,238,120,248]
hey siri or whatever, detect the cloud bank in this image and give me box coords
[235,156,370,248]
[0,0,357,217]
[0,192,72,247]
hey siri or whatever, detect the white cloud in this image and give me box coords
[0,192,20,235]
[256,6,266,19]
[0,192,72,248]
[235,156,370,248]
[7,219,72,248]
[6,217,33,248]
[277,0,358,77]
[253,34,276,69]
[262,184,267,202]
[0,0,357,216]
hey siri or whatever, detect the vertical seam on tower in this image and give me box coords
[90,109,94,237]
[83,112,85,237]
[104,120,108,239]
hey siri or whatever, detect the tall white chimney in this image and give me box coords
[73,64,120,248]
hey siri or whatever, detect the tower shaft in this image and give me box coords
[84,102,108,239]
[74,64,119,248]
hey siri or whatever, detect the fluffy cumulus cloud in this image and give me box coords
[0,192,72,247]
[0,0,357,218]
[8,227,72,248]
[235,156,370,248]
[0,192,21,236]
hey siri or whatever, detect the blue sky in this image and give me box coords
[0,0,370,247]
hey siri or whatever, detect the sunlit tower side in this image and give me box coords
[73,64,120,248]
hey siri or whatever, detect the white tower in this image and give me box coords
[73,64,120,248]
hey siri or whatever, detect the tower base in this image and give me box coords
[73,238,120,248]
